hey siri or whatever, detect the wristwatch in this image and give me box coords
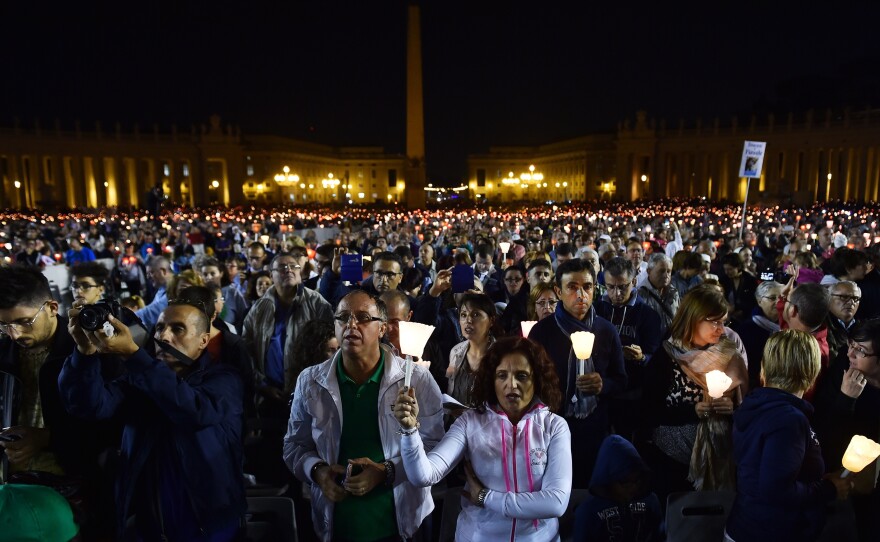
[476,488,489,507]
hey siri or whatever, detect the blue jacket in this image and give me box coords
[574,435,662,541]
[595,294,662,394]
[58,348,246,538]
[726,387,835,542]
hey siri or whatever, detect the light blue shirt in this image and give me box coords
[135,286,167,329]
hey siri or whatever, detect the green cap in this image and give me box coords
[0,484,79,542]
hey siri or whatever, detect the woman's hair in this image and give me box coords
[668,284,730,348]
[290,320,337,383]
[792,251,819,270]
[246,270,272,302]
[761,329,821,393]
[167,269,205,298]
[829,247,869,279]
[847,318,880,364]
[458,292,501,338]
[471,337,562,413]
[527,282,557,320]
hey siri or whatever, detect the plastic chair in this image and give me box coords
[245,496,297,542]
[666,490,735,542]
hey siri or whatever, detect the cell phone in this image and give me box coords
[451,264,473,294]
[340,254,363,282]
[760,272,774,281]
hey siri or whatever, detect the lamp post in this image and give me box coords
[273,165,300,203]
[321,173,340,204]
[520,164,544,202]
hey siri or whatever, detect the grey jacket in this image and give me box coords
[284,346,445,541]
[242,285,333,392]
[638,280,680,336]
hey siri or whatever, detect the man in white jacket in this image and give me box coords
[284,290,444,542]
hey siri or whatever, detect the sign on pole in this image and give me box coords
[738,141,766,241]
[738,140,767,179]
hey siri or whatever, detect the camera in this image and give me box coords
[79,299,125,332]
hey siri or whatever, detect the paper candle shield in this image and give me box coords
[499,242,511,254]
[398,321,435,359]
[841,435,880,473]
[706,370,732,399]
[520,320,537,337]
[570,331,595,360]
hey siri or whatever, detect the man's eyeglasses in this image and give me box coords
[272,264,302,274]
[605,284,631,293]
[504,277,523,283]
[334,312,385,326]
[70,282,99,291]
[0,301,49,335]
[832,294,861,304]
[374,271,401,280]
[848,340,876,358]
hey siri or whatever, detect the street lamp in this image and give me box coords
[274,166,300,202]
[321,173,340,203]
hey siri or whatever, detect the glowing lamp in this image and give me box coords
[260,235,270,245]
[398,321,435,388]
[826,220,834,229]
[54,253,62,261]
[706,370,732,399]
[499,242,511,254]
[520,321,537,337]
[841,435,880,477]
[570,331,595,375]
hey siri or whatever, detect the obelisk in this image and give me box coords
[405,3,427,209]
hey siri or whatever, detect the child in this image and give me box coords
[573,435,662,541]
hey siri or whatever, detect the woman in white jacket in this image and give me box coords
[393,336,572,542]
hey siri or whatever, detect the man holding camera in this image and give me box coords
[0,265,122,537]
[59,298,247,540]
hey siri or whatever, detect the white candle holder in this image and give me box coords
[398,321,435,388]
[841,435,880,478]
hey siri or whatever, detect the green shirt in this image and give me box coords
[333,352,397,541]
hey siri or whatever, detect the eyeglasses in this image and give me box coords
[704,317,727,330]
[605,284,632,293]
[535,299,558,308]
[374,271,401,280]
[272,264,302,273]
[333,312,385,326]
[70,282,99,291]
[761,295,780,302]
[0,301,49,335]
[848,340,876,358]
[832,294,861,304]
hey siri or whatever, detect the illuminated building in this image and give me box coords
[469,108,880,204]
[0,115,409,209]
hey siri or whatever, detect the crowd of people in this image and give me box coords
[0,197,879,541]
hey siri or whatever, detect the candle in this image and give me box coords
[499,242,511,254]
[570,331,595,360]
[398,321,435,388]
[520,320,537,337]
[841,435,880,477]
[706,370,732,399]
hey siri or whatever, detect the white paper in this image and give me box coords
[442,394,471,410]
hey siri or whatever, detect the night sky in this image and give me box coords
[3,2,879,185]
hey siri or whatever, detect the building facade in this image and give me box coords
[0,115,410,209]
[468,108,880,204]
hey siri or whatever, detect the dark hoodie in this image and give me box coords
[726,387,835,542]
[572,435,662,542]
